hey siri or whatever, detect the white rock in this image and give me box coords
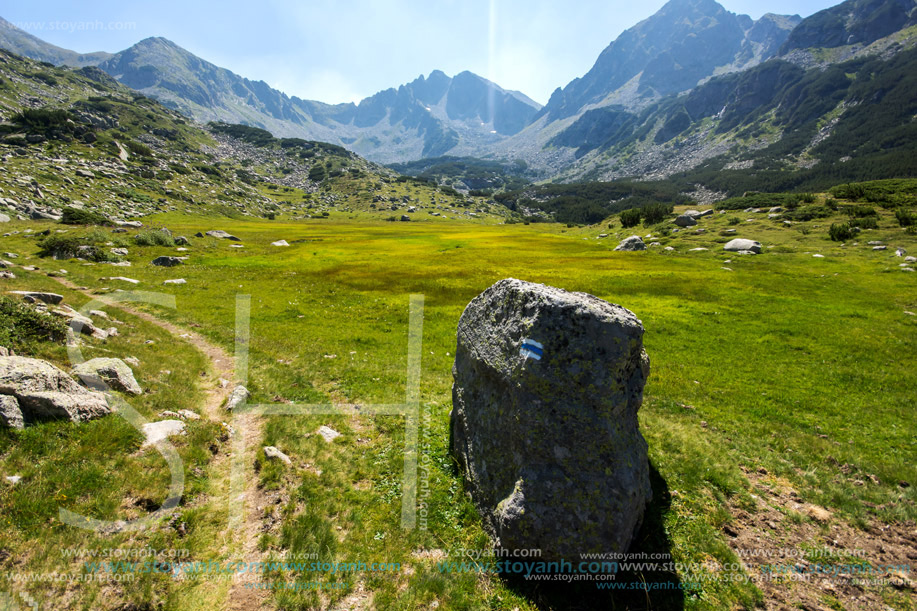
[271,240,289,247]
[317,425,341,442]
[141,420,186,447]
[225,385,250,411]
[163,279,186,285]
[263,446,292,465]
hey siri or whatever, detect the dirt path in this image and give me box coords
[50,277,270,610]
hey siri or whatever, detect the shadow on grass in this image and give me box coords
[501,463,684,610]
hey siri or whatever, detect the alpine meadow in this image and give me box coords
[0,1,915,610]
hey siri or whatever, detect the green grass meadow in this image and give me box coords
[1,203,915,609]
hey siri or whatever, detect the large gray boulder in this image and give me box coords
[614,235,646,251]
[450,279,651,562]
[152,256,183,267]
[723,238,762,254]
[674,214,698,227]
[0,356,111,424]
[72,358,142,395]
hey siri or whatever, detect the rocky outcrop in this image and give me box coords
[0,356,111,425]
[450,279,652,563]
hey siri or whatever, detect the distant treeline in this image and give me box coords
[389,155,535,193]
[495,181,689,224]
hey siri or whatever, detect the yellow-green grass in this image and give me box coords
[1,204,914,609]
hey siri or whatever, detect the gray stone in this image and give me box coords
[163,279,186,285]
[141,420,185,447]
[8,291,63,305]
[400,215,411,222]
[614,235,646,251]
[205,230,240,241]
[72,358,142,395]
[724,239,762,254]
[264,446,292,465]
[271,240,289,247]
[0,356,111,424]
[873,245,887,251]
[75,169,95,179]
[152,256,183,267]
[225,385,250,411]
[450,278,651,562]
[174,236,191,246]
[896,248,907,257]
[906,256,917,263]
[674,214,698,227]
[698,209,714,217]
[102,276,139,284]
[317,425,341,442]
[0,214,10,223]
[0,395,24,429]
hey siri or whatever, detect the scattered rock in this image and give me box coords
[75,169,95,179]
[102,276,140,284]
[724,239,762,254]
[5,475,22,485]
[688,247,708,252]
[895,248,906,257]
[450,278,651,562]
[174,236,191,246]
[317,425,341,442]
[271,240,289,247]
[141,420,186,447]
[163,279,186,285]
[813,254,825,258]
[264,446,292,465]
[872,245,887,251]
[905,256,916,263]
[674,214,698,227]
[8,291,63,305]
[614,235,646,251]
[152,256,183,267]
[72,358,142,395]
[400,215,411,222]
[205,230,240,241]
[225,385,250,411]
[176,409,200,421]
[0,356,110,424]
[123,356,140,367]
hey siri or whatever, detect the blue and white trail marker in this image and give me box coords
[520,338,544,361]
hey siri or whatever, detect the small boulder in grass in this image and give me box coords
[225,385,250,411]
[264,446,292,465]
[72,358,142,395]
[317,425,341,442]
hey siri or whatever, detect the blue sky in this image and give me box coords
[4,0,840,105]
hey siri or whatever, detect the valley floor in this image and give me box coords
[1,208,915,610]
